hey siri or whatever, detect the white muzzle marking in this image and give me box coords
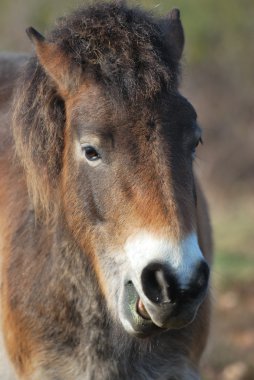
[125,231,203,288]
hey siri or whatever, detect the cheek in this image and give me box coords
[63,168,105,233]
[63,140,102,219]
[61,143,90,243]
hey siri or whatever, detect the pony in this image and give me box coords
[0,2,212,379]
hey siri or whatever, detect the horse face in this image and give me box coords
[62,82,209,337]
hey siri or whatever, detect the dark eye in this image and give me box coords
[194,137,203,149]
[82,145,101,161]
[192,137,203,158]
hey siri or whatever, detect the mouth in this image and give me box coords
[136,297,151,320]
[120,281,201,338]
[121,281,161,338]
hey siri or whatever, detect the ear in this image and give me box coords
[161,8,185,61]
[26,27,75,96]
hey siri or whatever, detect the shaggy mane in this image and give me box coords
[12,1,180,216]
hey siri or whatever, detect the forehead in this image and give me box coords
[67,82,197,135]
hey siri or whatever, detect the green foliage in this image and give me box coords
[213,200,254,288]
[132,0,254,68]
[1,0,254,64]
[26,0,76,32]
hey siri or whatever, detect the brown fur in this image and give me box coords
[0,3,212,379]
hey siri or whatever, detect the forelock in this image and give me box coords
[48,1,179,102]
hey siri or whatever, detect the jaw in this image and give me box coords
[93,231,209,338]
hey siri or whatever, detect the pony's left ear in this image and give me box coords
[161,8,185,61]
[26,27,75,96]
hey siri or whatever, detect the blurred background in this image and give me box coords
[0,1,253,379]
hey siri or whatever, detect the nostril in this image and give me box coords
[197,261,210,288]
[142,269,161,303]
[196,261,210,290]
[188,260,210,299]
[141,263,178,304]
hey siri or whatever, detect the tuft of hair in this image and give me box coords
[12,1,181,217]
[12,58,65,218]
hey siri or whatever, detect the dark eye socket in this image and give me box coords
[82,145,101,161]
[194,136,203,149]
[191,136,203,159]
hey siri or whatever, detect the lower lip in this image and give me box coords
[136,298,151,320]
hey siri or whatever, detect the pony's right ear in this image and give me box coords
[26,27,74,96]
